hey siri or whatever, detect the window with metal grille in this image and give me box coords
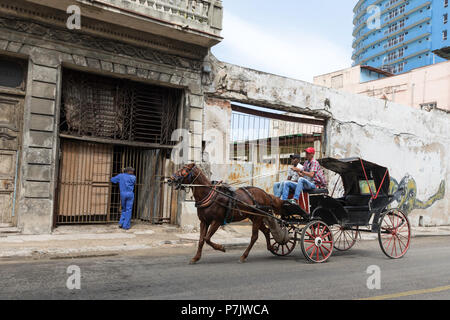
[60,69,182,146]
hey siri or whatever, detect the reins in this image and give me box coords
[360,158,389,200]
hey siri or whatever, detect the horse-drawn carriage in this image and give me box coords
[168,158,411,264]
[269,157,411,263]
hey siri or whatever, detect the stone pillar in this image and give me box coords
[187,91,204,163]
[17,52,60,234]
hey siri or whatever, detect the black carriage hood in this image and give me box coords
[318,157,390,196]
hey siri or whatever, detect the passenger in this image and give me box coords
[281,147,327,204]
[273,154,304,198]
[111,167,136,230]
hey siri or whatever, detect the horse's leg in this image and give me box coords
[204,220,226,252]
[259,223,272,251]
[190,220,208,264]
[240,218,261,263]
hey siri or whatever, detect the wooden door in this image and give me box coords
[57,140,113,223]
[0,94,23,226]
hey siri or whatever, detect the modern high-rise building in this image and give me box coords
[352,0,450,74]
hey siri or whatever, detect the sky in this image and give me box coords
[211,0,356,83]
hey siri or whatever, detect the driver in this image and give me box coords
[281,147,327,204]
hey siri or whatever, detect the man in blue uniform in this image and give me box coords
[111,167,136,230]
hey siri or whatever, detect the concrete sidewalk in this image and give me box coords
[0,223,253,260]
[0,223,449,260]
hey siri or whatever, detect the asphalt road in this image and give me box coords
[0,236,449,300]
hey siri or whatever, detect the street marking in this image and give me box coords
[359,285,450,300]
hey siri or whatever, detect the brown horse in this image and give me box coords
[168,163,285,264]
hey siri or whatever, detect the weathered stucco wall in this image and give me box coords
[205,57,449,227]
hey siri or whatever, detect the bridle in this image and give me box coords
[168,164,201,191]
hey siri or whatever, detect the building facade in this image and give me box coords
[313,60,450,112]
[353,0,450,74]
[0,0,222,234]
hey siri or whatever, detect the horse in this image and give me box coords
[168,163,285,264]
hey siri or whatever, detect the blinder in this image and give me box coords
[168,164,197,190]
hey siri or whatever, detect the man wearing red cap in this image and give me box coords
[281,147,327,203]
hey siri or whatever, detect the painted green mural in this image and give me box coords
[389,175,446,214]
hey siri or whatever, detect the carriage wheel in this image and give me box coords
[331,225,359,251]
[268,224,297,257]
[300,220,334,263]
[378,209,411,259]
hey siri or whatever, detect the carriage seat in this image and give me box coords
[307,188,328,195]
[287,188,328,198]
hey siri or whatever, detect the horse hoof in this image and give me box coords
[219,246,226,253]
[189,259,199,265]
[239,257,247,263]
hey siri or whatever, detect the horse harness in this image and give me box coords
[196,184,274,226]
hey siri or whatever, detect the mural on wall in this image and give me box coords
[389,175,446,214]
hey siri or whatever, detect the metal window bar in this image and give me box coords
[60,69,181,146]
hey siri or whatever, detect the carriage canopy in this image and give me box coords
[318,157,390,197]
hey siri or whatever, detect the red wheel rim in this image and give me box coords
[268,225,297,257]
[379,210,410,259]
[301,221,333,263]
[331,225,359,251]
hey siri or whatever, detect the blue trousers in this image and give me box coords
[281,178,316,200]
[273,182,285,198]
[119,192,134,230]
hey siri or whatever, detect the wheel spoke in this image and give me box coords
[310,225,316,237]
[334,230,343,243]
[322,231,332,239]
[343,230,350,248]
[396,235,405,253]
[397,220,408,232]
[385,235,393,251]
[309,246,317,259]
[319,224,326,237]
[319,247,326,259]
[397,233,410,241]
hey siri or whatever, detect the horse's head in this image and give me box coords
[168,163,198,190]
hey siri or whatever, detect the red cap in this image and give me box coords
[305,147,315,154]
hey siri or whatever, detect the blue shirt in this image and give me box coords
[111,173,136,194]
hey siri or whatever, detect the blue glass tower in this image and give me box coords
[352,0,450,74]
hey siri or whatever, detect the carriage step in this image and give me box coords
[281,201,309,219]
